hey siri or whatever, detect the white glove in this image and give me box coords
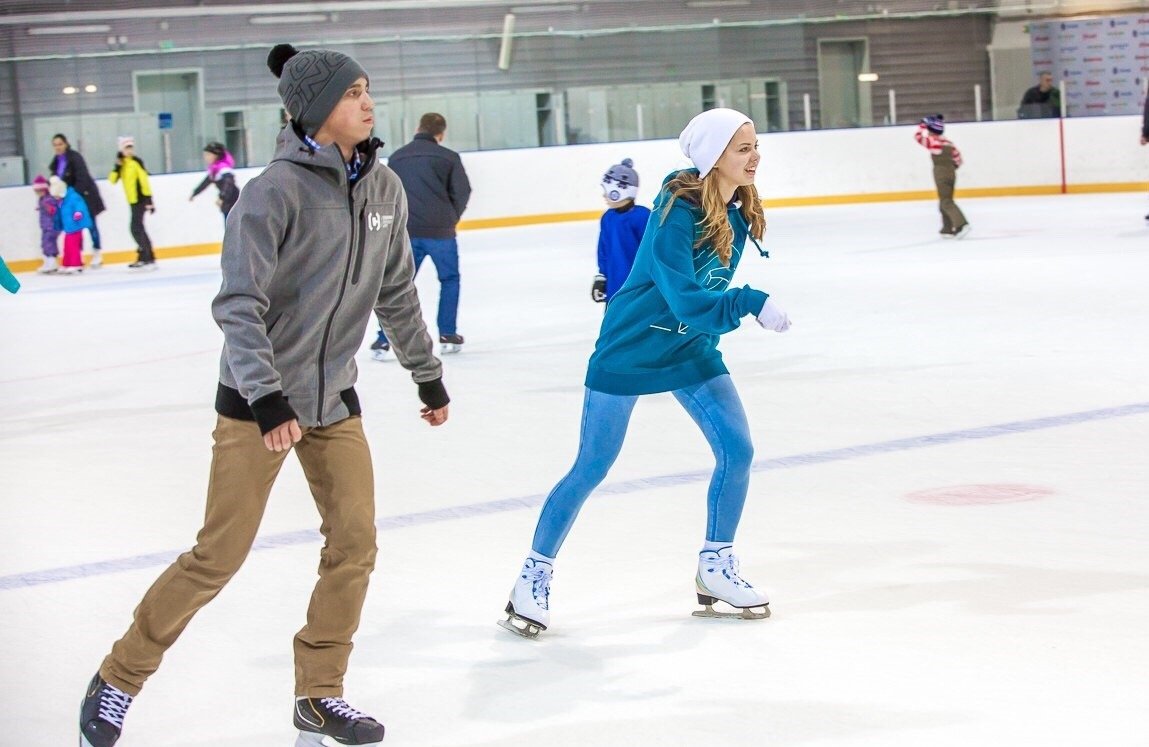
[756,298,791,333]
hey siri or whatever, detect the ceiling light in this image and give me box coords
[29,24,112,35]
[85,84,98,93]
[509,4,580,12]
[248,14,329,25]
[685,1,751,8]
[62,86,78,95]
[858,72,879,82]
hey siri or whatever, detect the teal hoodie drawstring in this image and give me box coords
[730,201,769,259]
[654,169,770,259]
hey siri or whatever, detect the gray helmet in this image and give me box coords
[602,158,639,202]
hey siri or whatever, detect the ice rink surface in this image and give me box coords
[2,193,1147,746]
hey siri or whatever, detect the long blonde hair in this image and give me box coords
[660,170,766,266]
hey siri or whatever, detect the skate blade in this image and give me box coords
[295,732,382,747]
[497,608,544,639]
[370,350,391,362]
[692,602,770,620]
[440,343,462,355]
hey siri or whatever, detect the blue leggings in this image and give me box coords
[531,374,754,558]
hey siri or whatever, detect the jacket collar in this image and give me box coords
[272,123,382,182]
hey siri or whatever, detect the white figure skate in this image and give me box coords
[693,546,770,620]
[439,334,464,355]
[498,557,553,639]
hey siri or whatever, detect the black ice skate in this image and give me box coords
[79,673,133,747]
[294,696,385,746]
[439,334,464,354]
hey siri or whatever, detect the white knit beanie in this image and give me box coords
[678,108,753,178]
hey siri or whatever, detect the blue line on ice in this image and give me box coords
[3,401,1146,590]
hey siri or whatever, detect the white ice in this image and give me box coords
[2,193,1148,746]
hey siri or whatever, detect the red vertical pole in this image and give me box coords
[1058,78,1068,194]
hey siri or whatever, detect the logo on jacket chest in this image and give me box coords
[366,211,394,232]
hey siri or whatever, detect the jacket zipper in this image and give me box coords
[314,178,359,425]
[351,206,367,285]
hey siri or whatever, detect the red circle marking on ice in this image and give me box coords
[904,484,1054,506]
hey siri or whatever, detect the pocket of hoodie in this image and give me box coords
[353,202,396,285]
[265,312,291,342]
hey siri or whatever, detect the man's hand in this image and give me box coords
[420,405,449,426]
[264,419,302,451]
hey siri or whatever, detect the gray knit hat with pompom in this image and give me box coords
[267,43,368,135]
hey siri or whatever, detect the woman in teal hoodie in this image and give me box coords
[500,109,792,638]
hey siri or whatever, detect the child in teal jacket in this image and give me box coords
[499,108,792,638]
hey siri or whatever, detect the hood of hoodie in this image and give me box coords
[208,151,236,178]
[652,167,766,258]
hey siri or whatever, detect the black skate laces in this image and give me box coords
[98,684,133,728]
[320,697,370,721]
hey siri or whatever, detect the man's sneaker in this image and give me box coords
[439,334,464,355]
[79,673,133,747]
[294,697,385,746]
[127,260,157,272]
[369,332,390,361]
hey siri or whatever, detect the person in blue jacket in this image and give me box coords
[591,158,650,305]
[499,108,792,639]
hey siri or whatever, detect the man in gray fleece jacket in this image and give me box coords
[80,44,442,747]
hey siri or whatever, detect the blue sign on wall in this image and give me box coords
[158,112,173,130]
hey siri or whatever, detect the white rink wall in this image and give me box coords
[2,115,1146,266]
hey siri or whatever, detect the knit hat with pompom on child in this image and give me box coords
[922,114,945,135]
[267,43,369,135]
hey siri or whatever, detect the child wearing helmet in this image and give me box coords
[592,158,651,304]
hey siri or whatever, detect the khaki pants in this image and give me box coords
[100,415,377,697]
[935,173,967,233]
